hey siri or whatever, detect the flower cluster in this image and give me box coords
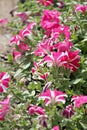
[34,9,81,76]
[10,22,36,60]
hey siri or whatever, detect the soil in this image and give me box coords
[0,0,18,60]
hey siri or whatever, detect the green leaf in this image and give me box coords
[14,69,22,77]
[79,116,87,130]
[73,78,82,84]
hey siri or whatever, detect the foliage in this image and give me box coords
[0,0,87,130]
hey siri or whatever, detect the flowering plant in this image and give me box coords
[0,0,87,129]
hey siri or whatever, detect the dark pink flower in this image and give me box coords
[58,50,81,72]
[71,95,87,108]
[0,18,8,25]
[19,22,36,37]
[10,35,21,45]
[18,42,29,52]
[44,51,64,67]
[10,22,36,45]
[38,114,48,128]
[41,10,60,31]
[53,41,73,52]
[39,89,67,106]
[16,12,29,23]
[37,0,53,6]
[75,4,87,13]
[34,38,53,57]
[62,105,75,118]
[12,48,22,61]
[39,72,49,80]
[28,104,45,115]
[0,96,11,120]
[32,61,43,74]
[0,72,10,93]
[44,50,81,72]
[52,126,60,130]
[32,61,49,80]
[51,25,71,41]
[57,1,64,8]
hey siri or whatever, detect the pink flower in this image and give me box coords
[28,104,45,115]
[10,22,36,45]
[62,105,75,118]
[37,0,53,6]
[44,50,80,72]
[71,95,87,108]
[38,114,48,128]
[39,73,49,80]
[44,51,64,67]
[0,96,11,120]
[0,72,10,93]
[0,18,8,25]
[16,12,29,23]
[32,61,49,80]
[75,4,87,13]
[10,35,21,45]
[52,126,60,130]
[18,42,29,52]
[32,61,43,74]
[19,22,36,37]
[58,50,81,72]
[41,10,60,31]
[12,48,22,61]
[39,89,67,106]
[51,25,71,41]
[53,41,73,52]
[34,38,53,57]
[57,1,64,8]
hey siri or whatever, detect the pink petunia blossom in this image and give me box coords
[57,1,64,8]
[50,25,71,41]
[0,96,11,120]
[75,4,87,13]
[15,12,29,23]
[44,50,80,72]
[41,10,60,31]
[39,72,49,80]
[10,22,36,45]
[53,41,73,52]
[62,105,75,118]
[0,18,8,25]
[34,38,53,57]
[44,51,64,67]
[18,42,29,52]
[10,35,21,46]
[52,126,60,130]
[38,114,48,128]
[19,22,36,37]
[28,104,45,115]
[37,0,53,6]
[71,95,87,108]
[0,72,10,93]
[12,48,22,61]
[58,50,81,72]
[32,61,49,80]
[39,89,67,106]
[32,61,43,74]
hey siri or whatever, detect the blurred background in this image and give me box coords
[0,0,18,60]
